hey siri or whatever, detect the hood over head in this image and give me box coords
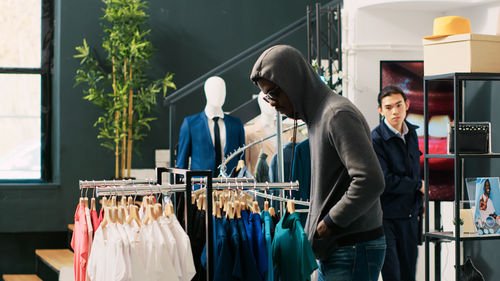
[250,45,333,123]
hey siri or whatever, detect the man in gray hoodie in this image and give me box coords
[250,45,386,280]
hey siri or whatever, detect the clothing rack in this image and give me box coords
[79,167,299,281]
[219,122,306,176]
[156,167,299,281]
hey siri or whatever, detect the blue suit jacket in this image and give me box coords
[176,112,245,176]
[371,120,423,219]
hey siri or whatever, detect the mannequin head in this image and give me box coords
[258,91,277,131]
[204,76,226,108]
[258,91,276,117]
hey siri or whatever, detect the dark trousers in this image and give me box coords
[382,217,418,281]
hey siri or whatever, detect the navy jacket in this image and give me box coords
[177,112,245,176]
[371,120,423,219]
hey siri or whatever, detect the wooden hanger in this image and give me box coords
[127,205,142,226]
[101,197,108,212]
[110,206,118,223]
[83,197,89,208]
[101,207,112,228]
[142,196,149,209]
[201,194,207,211]
[117,205,126,224]
[127,196,133,206]
[235,201,241,219]
[269,206,276,217]
[154,203,163,219]
[264,201,269,212]
[228,203,235,219]
[252,201,260,214]
[144,204,156,224]
[91,198,96,211]
[287,200,295,214]
[235,159,245,174]
[111,196,117,207]
[120,196,127,207]
[164,203,174,218]
[216,201,222,219]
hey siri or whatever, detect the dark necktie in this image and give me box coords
[213,117,222,175]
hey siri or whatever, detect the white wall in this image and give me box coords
[342,1,500,280]
[342,0,500,129]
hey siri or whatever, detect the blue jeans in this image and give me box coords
[317,236,386,281]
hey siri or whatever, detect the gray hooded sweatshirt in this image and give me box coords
[250,45,385,260]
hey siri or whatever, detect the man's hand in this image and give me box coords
[316,220,333,238]
[420,180,425,196]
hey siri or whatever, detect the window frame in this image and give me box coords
[0,0,53,183]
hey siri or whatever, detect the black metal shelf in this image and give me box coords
[423,71,500,281]
[425,231,500,241]
[425,153,500,159]
[424,72,500,81]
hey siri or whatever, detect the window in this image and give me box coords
[0,0,52,181]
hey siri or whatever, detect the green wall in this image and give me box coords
[0,0,330,274]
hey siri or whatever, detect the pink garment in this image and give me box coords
[71,203,89,281]
[91,209,100,235]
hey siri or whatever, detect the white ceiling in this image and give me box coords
[357,0,500,12]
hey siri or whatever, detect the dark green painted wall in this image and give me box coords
[0,0,330,274]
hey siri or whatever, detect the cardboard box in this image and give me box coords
[423,34,500,75]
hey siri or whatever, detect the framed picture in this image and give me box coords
[380,61,454,201]
[474,177,500,235]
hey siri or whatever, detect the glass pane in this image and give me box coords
[0,0,41,68]
[0,74,41,179]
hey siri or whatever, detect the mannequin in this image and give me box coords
[177,76,245,176]
[257,91,277,136]
[204,76,225,119]
[245,92,304,174]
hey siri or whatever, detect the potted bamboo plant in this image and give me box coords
[74,0,175,179]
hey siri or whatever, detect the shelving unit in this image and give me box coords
[423,72,500,281]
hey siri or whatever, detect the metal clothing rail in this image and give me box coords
[244,189,310,207]
[79,179,157,189]
[219,122,306,176]
[80,167,299,281]
[93,181,299,197]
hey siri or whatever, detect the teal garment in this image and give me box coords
[261,211,274,281]
[291,139,311,202]
[291,138,311,227]
[272,211,318,281]
[254,151,269,182]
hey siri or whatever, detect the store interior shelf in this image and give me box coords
[425,231,500,241]
[425,153,500,158]
[424,72,500,81]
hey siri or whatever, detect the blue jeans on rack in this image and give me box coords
[317,236,386,281]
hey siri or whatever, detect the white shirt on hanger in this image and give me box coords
[123,221,147,281]
[157,216,182,281]
[87,223,129,281]
[142,221,180,281]
[160,214,196,281]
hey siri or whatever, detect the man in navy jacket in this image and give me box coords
[371,85,424,281]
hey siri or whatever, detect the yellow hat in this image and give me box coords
[424,16,471,39]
